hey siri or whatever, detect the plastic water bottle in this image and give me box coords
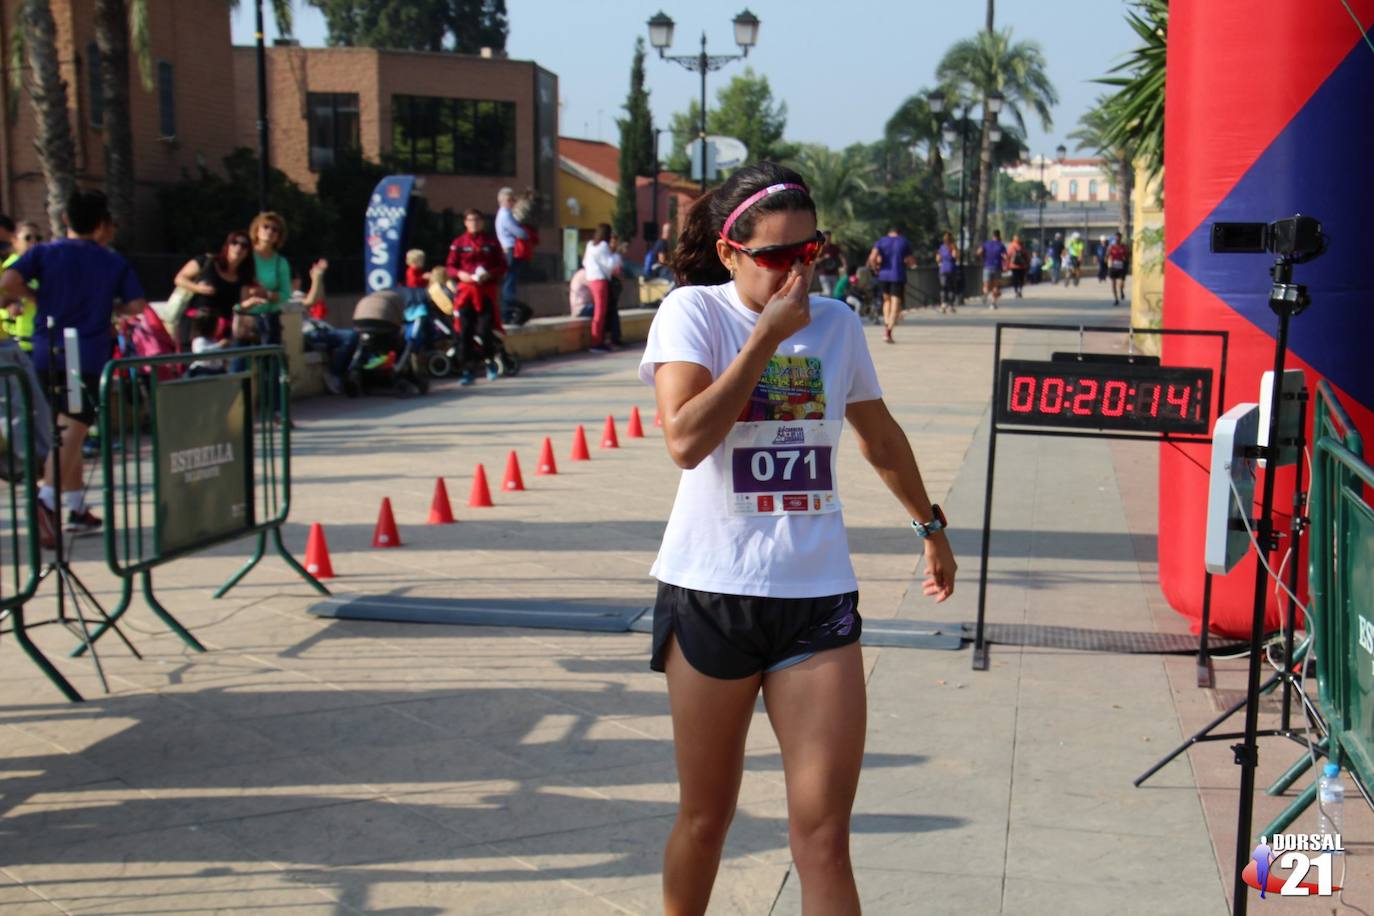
[1318,762,1345,854]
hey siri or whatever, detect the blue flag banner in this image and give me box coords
[364,176,416,292]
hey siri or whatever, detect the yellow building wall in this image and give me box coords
[1130,160,1165,355]
[559,172,616,232]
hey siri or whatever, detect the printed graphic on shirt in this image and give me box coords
[740,355,826,422]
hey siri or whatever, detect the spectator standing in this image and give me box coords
[583,223,619,352]
[1006,233,1028,299]
[446,208,507,385]
[404,249,429,288]
[815,230,844,296]
[495,187,528,315]
[644,221,674,279]
[1047,233,1064,285]
[0,189,147,544]
[1,221,44,349]
[867,225,916,343]
[1095,236,1109,283]
[1028,250,1043,284]
[247,212,291,338]
[935,231,959,314]
[1107,233,1129,306]
[979,230,1008,309]
[172,231,264,344]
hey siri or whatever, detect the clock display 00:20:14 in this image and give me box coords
[998,365,1212,434]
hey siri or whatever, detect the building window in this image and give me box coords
[1069,179,1078,200]
[308,92,360,171]
[1050,180,1058,198]
[87,42,103,128]
[1089,179,1098,199]
[156,61,175,138]
[391,94,516,176]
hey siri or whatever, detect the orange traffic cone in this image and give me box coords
[305,522,334,578]
[372,498,401,548]
[537,437,558,475]
[469,463,494,507]
[571,425,591,461]
[627,406,645,438]
[601,415,620,449]
[654,409,663,428]
[502,450,525,491]
[428,477,456,524]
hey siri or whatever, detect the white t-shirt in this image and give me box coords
[638,281,883,598]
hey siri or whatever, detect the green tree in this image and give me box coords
[785,144,873,248]
[665,68,794,178]
[884,90,951,230]
[1069,95,1134,239]
[937,28,1056,247]
[613,38,654,243]
[13,0,76,236]
[311,0,508,53]
[1096,0,1166,199]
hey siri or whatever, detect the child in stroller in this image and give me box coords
[424,267,521,380]
[343,289,430,397]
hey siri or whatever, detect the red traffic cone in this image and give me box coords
[627,406,645,439]
[305,522,334,578]
[502,450,526,491]
[537,437,558,475]
[372,498,402,548]
[654,409,663,428]
[469,463,494,507]
[571,425,591,461]
[428,477,456,525]
[601,415,620,449]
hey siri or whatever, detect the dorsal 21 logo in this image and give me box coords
[1243,834,1343,898]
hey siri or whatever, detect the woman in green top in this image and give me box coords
[246,212,292,332]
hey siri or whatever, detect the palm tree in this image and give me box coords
[15,0,77,236]
[1097,0,1166,197]
[786,144,873,248]
[1069,95,1133,241]
[91,0,293,244]
[885,90,950,230]
[937,28,1056,248]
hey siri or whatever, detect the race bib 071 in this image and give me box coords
[726,420,839,516]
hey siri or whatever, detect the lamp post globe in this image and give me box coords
[927,89,946,115]
[1056,143,1067,162]
[647,11,674,53]
[733,9,760,52]
[986,91,1004,115]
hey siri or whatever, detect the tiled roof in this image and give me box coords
[558,137,620,183]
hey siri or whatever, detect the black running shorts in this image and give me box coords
[878,280,905,296]
[650,581,862,679]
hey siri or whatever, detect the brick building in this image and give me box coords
[231,44,561,268]
[0,0,241,249]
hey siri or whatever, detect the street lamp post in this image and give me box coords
[1037,155,1046,253]
[930,90,1002,298]
[650,126,664,233]
[647,10,760,195]
[254,0,270,213]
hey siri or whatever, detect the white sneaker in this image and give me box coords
[323,372,343,395]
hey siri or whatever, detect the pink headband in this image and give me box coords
[719,183,807,239]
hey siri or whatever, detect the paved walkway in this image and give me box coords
[0,280,1366,913]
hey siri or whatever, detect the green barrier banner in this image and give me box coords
[154,373,255,555]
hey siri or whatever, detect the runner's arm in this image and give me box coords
[845,397,957,600]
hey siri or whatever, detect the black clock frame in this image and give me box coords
[972,322,1230,674]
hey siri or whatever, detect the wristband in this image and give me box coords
[911,504,947,538]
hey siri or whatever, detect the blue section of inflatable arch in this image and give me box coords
[1168,39,1374,410]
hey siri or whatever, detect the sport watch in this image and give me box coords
[910,504,948,538]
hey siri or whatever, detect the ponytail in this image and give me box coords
[670,161,816,288]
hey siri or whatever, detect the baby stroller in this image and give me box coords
[344,290,430,397]
[423,278,521,379]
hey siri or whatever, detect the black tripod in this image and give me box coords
[32,320,139,693]
[1135,389,1312,788]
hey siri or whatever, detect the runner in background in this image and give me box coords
[866,225,916,343]
[642,161,956,915]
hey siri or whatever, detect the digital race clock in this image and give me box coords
[994,353,1213,435]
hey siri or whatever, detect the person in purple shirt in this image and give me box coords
[934,231,960,314]
[867,225,917,343]
[0,189,147,544]
[979,229,1008,309]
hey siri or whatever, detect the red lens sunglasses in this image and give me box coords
[723,232,825,272]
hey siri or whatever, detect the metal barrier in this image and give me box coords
[0,361,81,700]
[1262,380,1370,835]
[74,345,328,657]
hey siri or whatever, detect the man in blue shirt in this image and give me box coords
[867,225,917,343]
[0,189,146,544]
[979,229,1008,309]
[494,187,527,318]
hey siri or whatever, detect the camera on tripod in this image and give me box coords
[1210,215,1323,259]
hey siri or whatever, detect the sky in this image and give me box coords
[230,1,1140,162]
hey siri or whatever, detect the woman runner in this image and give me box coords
[640,162,958,915]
